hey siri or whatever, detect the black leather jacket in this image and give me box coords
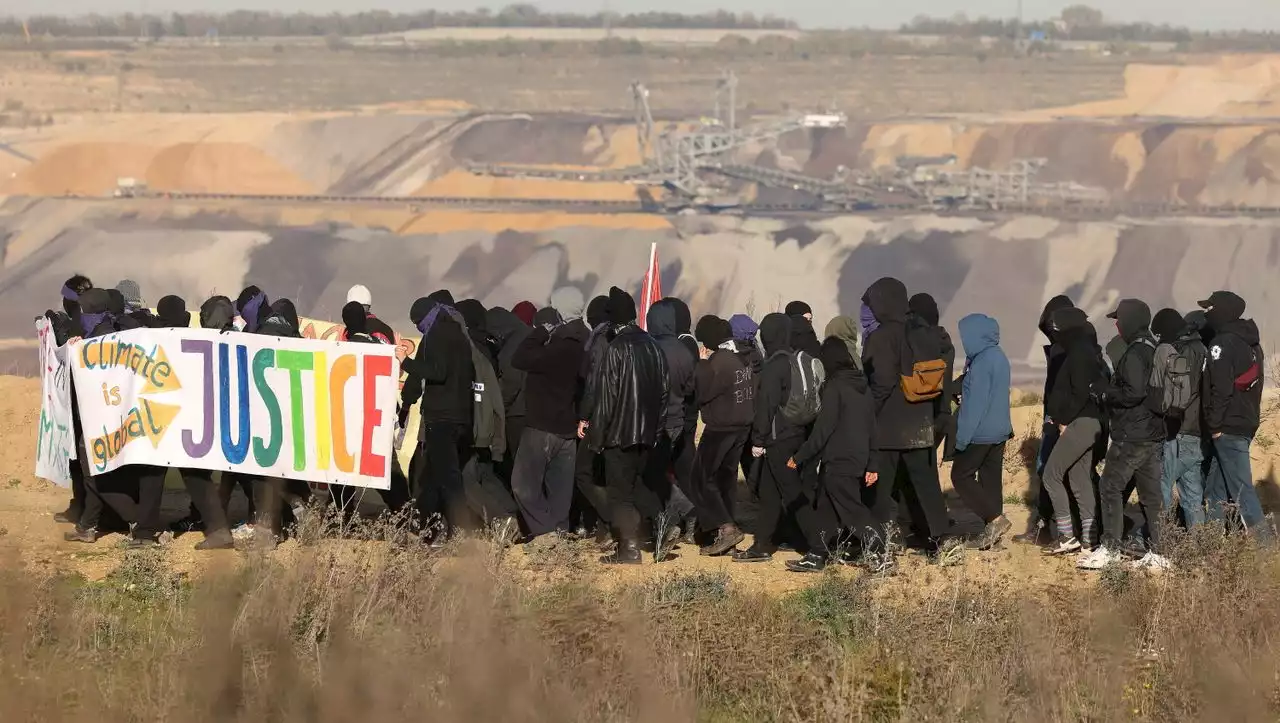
[585,325,670,451]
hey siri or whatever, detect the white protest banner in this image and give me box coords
[35,318,77,487]
[70,327,400,490]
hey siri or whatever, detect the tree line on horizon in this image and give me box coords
[0,6,796,40]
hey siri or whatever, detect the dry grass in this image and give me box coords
[2,506,1279,722]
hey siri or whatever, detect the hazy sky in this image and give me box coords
[8,1,1280,33]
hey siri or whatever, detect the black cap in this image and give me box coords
[1198,290,1244,311]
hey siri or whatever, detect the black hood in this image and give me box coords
[105,289,127,316]
[1220,318,1261,346]
[1039,295,1075,339]
[427,289,456,307]
[862,277,909,324]
[485,307,528,343]
[1201,291,1247,331]
[266,299,300,334]
[1151,308,1187,344]
[586,295,610,328]
[456,299,488,332]
[759,313,792,356]
[661,296,693,335]
[784,300,812,318]
[156,295,191,328]
[820,337,868,391]
[1051,307,1090,347]
[199,296,236,331]
[908,292,940,326]
[647,299,678,338]
[1107,299,1152,343]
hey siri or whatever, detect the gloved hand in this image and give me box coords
[751,446,765,458]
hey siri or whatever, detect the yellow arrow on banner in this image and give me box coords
[141,398,181,448]
[140,345,181,394]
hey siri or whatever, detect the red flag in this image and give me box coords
[638,242,662,330]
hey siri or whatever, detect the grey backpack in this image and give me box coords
[775,350,825,429]
[1148,340,1201,416]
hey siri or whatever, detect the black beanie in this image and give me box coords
[663,297,693,334]
[427,289,455,306]
[695,315,732,349]
[409,297,433,326]
[156,295,191,328]
[586,295,609,328]
[785,300,812,317]
[1151,308,1187,343]
[534,306,563,328]
[607,286,637,325]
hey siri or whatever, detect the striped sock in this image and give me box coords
[1080,519,1095,547]
[1055,516,1074,540]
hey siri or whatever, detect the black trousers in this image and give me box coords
[879,448,950,540]
[752,436,816,554]
[463,450,519,524]
[329,455,411,519]
[1100,440,1164,550]
[950,442,1006,524]
[415,422,474,534]
[574,440,611,524]
[603,445,652,543]
[690,428,749,532]
[640,432,680,522]
[80,465,165,539]
[672,423,697,500]
[934,412,957,461]
[219,472,258,522]
[181,468,230,536]
[809,463,887,554]
[499,415,526,487]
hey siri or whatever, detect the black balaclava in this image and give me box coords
[409,297,434,327]
[862,277,909,324]
[784,300,812,318]
[427,289,456,307]
[105,289,126,316]
[586,295,610,328]
[78,288,112,335]
[1107,298,1152,343]
[456,299,488,332]
[662,297,693,335]
[908,292,941,326]
[235,285,269,333]
[758,313,792,357]
[1151,308,1187,344]
[695,315,732,349]
[607,286,637,325]
[342,301,368,336]
[156,295,191,328]
[62,274,93,317]
[269,299,300,334]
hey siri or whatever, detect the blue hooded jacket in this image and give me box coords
[956,313,1013,450]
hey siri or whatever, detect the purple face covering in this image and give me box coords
[416,304,465,335]
[860,302,880,345]
[80,311,110,336]
[236,292,267,333]
[61,285,80,302]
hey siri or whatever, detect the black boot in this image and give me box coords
[600,539,642,565]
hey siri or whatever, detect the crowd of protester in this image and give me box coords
[40,274,1272,573]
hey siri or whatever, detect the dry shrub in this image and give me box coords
[2,520,1280,722]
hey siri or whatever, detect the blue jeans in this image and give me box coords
[1205,434,1268,536]
[1162,434,1207,527]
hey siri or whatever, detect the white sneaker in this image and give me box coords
[1043,536,1082,556]
[1077,546,1119,570]
[1132,552,1172,571]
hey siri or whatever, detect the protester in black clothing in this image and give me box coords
[861,277,952,551]
[572,294,617,535]
[487,306,532,474]
[785,300,823,358]
[1080,299,1166,570]
[691,315,754,556]
[787,338,889,574]
[322,302,412,522]
[66,288,164,547]
[659,296,701,539]
[234,285,270,333]
[259,299,302,338]
[510,306,589,539]
[908,293,957,461]
[50,274,93,527]
[1015,294,1077,545]
[457,298,501,370]
[736,313,817,562]
[1199,291,1269,537]
[640,300,698,540]
[582,287,669,564]
[399,291,476,540]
